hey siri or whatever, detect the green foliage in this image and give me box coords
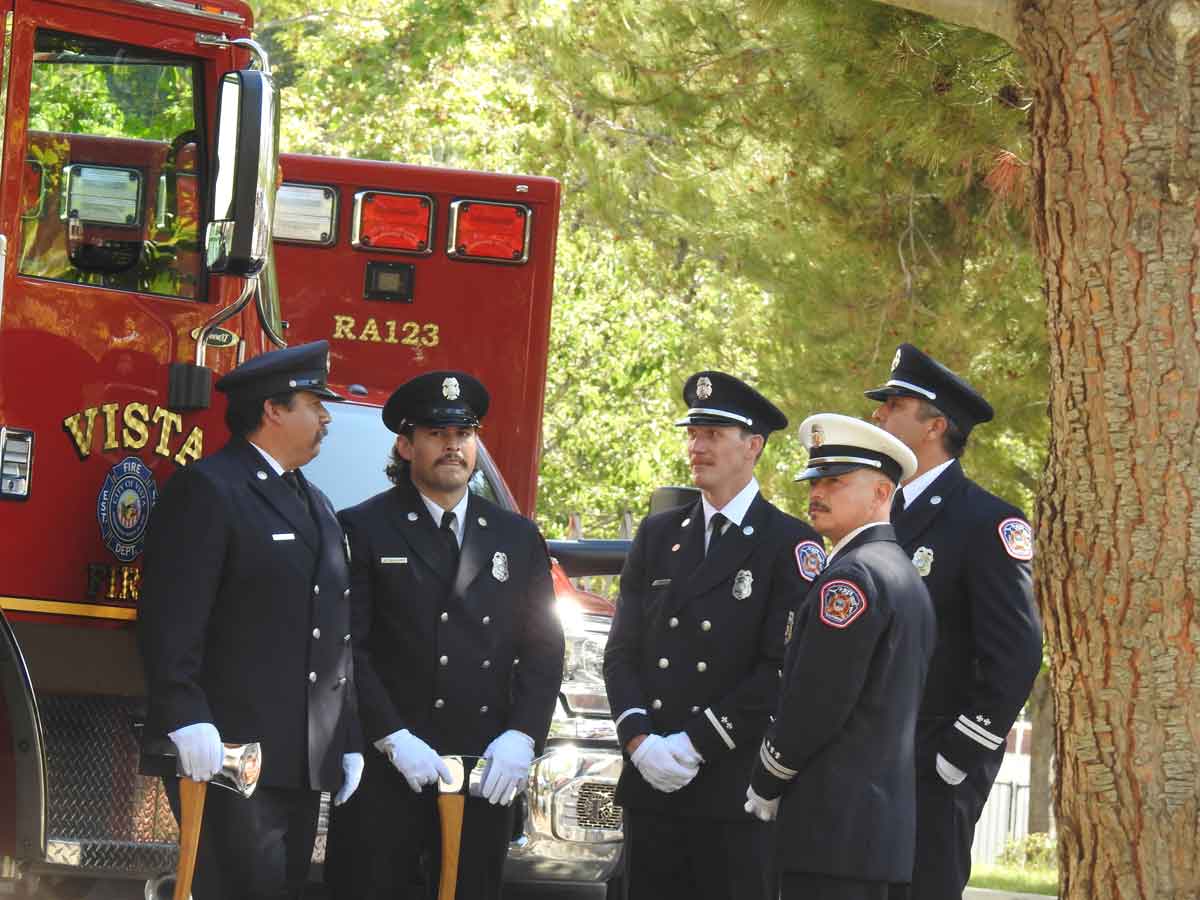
[250,0,1049,534]
[997,832,1058,869]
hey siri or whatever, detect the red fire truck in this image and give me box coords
[0,1,624,896]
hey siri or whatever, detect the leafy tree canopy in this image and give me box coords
[253,0,1047,531]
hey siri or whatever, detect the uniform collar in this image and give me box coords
[248,440,286,476]
[902,458,955,507]
[701,476,759,531]
[418,488,470,544]
[827,520,891,564]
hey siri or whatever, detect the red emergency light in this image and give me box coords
[351,190,433,254]
[447,199,531,264]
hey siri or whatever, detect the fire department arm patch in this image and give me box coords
[794,540,827,582]
[997,517,1033,561]
[819,580,867,629]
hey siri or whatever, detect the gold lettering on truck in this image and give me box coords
[63,403,203,464]
[331,314,440,347]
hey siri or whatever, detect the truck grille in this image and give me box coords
[573,782,622,831]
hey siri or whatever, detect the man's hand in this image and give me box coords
[630,734,700,792]
[744,785,780,822]
[481,730,535,806]
[373,729,452,793]
[168,722,223,782]
[333,752,364,806]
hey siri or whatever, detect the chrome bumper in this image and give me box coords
[504,740,624,885]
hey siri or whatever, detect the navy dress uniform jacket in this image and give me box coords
[750,524,936,882]
[339,481,564,755]
[605,493,819,820]
[892,461,1042,779]
[139,438,360,792]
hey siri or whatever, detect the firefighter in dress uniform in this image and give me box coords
[325,371,564,900]
[745,414,936,900]
[138,341,363,900]
[604,372,821,900]
[866,345,1042,900]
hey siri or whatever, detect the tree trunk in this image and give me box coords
[1020,2,1200,898]
[1027,667,1054,836]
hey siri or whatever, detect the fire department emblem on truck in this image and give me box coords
[97,456,157,561]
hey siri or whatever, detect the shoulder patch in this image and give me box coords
[998,517,1033,561]
[819,580,868,629]
[794,540,827,582]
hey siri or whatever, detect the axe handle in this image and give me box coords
[174,778,207,900]
[436,793,466,900]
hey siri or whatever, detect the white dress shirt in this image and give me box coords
[701,476,759,552]
[901,458,954,507]
[249,441,286,476]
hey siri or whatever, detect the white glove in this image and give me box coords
[744,785,780,822]
[481,730,535,806]
[168,722,223,782]
[935,753,968,786]
[663,731,704,768]
[631,734,700,793]
[333,753,364,806]
[373,729,452,793]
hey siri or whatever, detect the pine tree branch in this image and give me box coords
[868,0,1018,47]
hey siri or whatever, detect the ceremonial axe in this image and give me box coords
[435,755,487,900]
[172,742,263,900]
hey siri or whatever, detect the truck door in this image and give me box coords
[0,0,251,878]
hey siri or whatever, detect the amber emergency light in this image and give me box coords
[447,199,531,264]
[352,190,433,254]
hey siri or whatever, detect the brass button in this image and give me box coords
[651,699,663,710]
[701,620,712,632]
[482,660,491,669]
[312,628,321,639]
[440,612,449,622]
[344,633,351,643]
[308,671,317,684]
[337,675,347,686]
[439,655,449,666]
[434,698,445,709]
[482,616,491,625]
[313,585,320,595]
[696,661,708,673]
[344,588,350,599]
[668,617,679,628]
[658,658,669,669]
[691,705,700,713]
[480,705,489,714]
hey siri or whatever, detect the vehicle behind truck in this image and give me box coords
[0,1,625,897]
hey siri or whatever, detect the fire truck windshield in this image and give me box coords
[300,400,505,513]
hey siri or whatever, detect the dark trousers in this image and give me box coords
[325,752,514,900]
[780,874,910,900]
[165,780,320,900]
[620,809,776,900]
[910,773,991,900]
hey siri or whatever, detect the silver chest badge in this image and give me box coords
[912,546,934,577]
[696,376,713,400]
[492,551,509,582]
[732,569,753,600]
[442,377,461,400]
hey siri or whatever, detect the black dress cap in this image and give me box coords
[383,371,490,434]
[864,343,994,435]
[674,371,788,436]
[214,340,342,403]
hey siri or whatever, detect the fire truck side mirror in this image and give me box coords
[205,69,280,277]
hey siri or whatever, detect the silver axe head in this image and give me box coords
[175,742,263,798]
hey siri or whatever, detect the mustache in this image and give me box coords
[437,453,467,466]
[808,502,830,514]
[314,427,328,444]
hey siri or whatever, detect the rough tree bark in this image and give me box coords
[865,2,1200,898]
[1027,668,1054,835]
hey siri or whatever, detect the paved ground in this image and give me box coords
[8,878,607,899]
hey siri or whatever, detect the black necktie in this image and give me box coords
[440,509,460,564]
[891,490,907,523]
[283,470,315,522]
[707,512,728,557]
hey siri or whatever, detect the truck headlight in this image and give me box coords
[557,598,611,717]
